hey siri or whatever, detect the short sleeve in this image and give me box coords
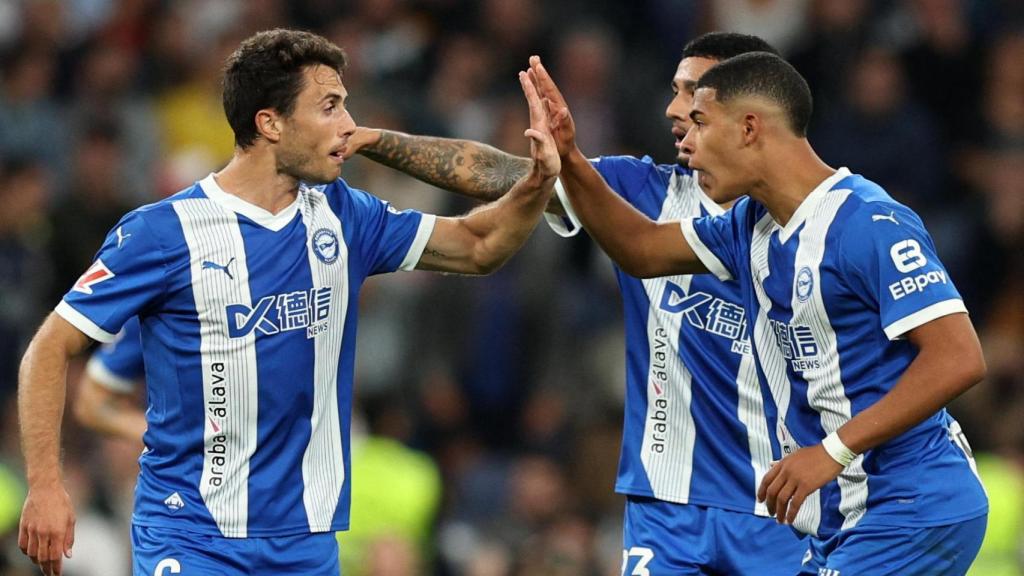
[840,203,966,340]
[85,316,144,393]
[679,197,750,282]
[543,156,657,238]
[344,187,435,276]
[57,211,167,342]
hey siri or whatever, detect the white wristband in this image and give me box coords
[822,431,857,467]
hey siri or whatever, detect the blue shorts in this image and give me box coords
[131,524,340,575]
[622,496,807,575]
[797,514,987,575]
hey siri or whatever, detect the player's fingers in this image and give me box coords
[774,481,798,523]
[529,56,568,105]
[64,516,74,558]
[26,528,40,564]
[787,488,809,525]
[524,128,547,143]
[758,462,780,502]
[763,470,788,516]
[519,72,544,123]
[18,519,29,554]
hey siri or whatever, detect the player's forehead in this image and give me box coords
[299,64,347,101]
[691,86,722,115]
[673,56,718,88]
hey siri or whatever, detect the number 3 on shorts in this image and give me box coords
[622,547,654,576]
[155,558,181,576]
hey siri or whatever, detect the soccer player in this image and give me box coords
[346,33,806,575]
[74,317,146,443]
[530,51,988,574]
[17,28,560,576]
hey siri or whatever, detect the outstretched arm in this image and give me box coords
[415,70,559,275]
[528,56,707,278]
[758,313,986,524]
[18,313,91,575]
[351,128,533,204]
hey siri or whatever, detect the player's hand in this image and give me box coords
[757,444,843,525]
[528,55,576,159]
[18,481,75,575]
[342,126,381,159]
[520,69,560,182]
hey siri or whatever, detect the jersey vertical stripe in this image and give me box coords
[750,212,823,534]
[174,199,258,538]
[735,350,772,515]
[299,188,347,532]
[639,172,699,501]
[791,190,869,530]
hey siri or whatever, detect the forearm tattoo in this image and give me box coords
[466,151,532,199]
[362,131,530,200]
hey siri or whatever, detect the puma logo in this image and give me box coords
[201,257,236,280]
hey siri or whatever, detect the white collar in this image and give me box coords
[198,173,301,232]
[777,167,851,244]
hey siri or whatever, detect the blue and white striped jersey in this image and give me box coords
[57,174,435,538]
[86,316,144,393]
[681,167,987,537]
[554,156,774,515]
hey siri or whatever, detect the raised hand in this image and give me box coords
[519,69,560,181]
[528,55,576,158]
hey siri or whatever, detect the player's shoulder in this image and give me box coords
[595,154,683,176]
[832,173,924,231]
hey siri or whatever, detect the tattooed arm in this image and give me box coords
[350,127,566,215]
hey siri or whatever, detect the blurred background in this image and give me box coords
[0,0,1022,574]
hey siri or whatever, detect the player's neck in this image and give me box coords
[215,148,300,215]
[751,141,835,227]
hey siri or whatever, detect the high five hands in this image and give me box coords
[527,56,576,159]
[519,66,560,182]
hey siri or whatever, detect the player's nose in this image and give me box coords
[680,127,697,156]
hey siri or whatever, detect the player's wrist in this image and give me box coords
[821,431,858,467]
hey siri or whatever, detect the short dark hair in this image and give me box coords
[222,29,348,148]
[681,32,779,61]
[696,52,813,137]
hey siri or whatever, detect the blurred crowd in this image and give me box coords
[0,0,1022,575]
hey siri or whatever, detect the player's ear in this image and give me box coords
[741,113,761,146]
[255,109,283,144]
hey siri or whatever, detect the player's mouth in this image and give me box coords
[328,147,345,164]
[672,126,687,150]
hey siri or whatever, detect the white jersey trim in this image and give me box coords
[400,214,437,271]
[199,174,301,232]
[679,219,732,281]
[85,356,136,393]
[543,178,583,237]
[55,301,117,343]
[883,299,967,341]
[778,168,851,244]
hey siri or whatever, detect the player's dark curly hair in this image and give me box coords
[696,52,813,137]
[222,29,348,148]
[681,32,779,61]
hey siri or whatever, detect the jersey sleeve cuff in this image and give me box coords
[679,218,733,281]
[883,299,968,340]
[399,213,437,271]
[543,178,583,238]
[55,301,117,343]
[85,357,137,393]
